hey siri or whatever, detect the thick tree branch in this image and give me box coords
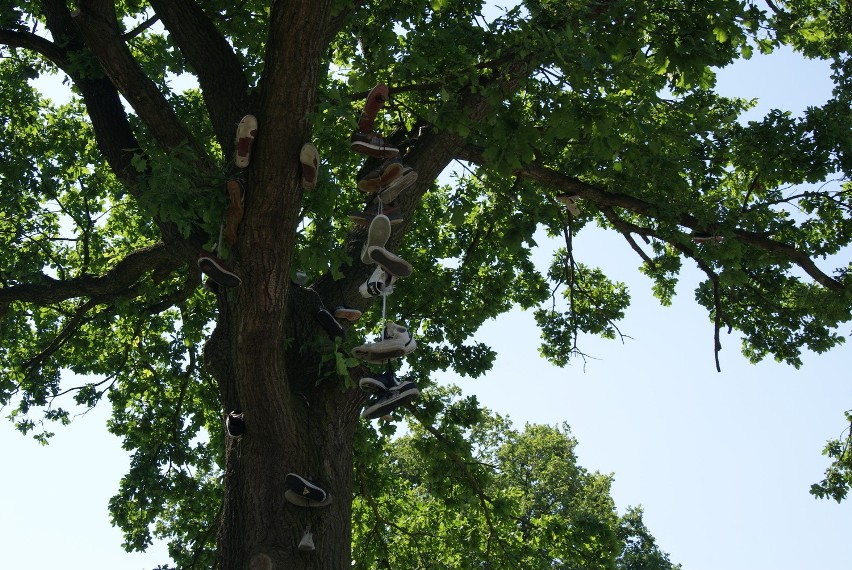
[0,242,184,306]
[71,0,208,158]
[514,161,845,292]
[0,28,69,68]
[148,0,252,152]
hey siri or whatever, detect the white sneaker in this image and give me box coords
[358,266,396,298]
[352,321,416,363]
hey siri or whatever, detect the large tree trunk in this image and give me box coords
[202,2,366,566]
[208,230,365,570]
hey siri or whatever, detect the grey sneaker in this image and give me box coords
[360,214,392,264]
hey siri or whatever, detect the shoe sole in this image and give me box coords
[362,388,420,419]
[234,115,258,168]
[357,161,404,193]
[358,377,388,393]
[284,489,333,508]
[198,256,241,288]
[350,140,400,159]
[367,246,412,278]
[334,307,362,321]
[378,169,417,204]
[300,143,318,190]
[351,340,415,363]
[284,473,328,504]
[361,215,392,264]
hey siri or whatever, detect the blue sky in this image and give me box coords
[2,32,850,570]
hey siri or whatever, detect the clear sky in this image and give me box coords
[2,29,850,570]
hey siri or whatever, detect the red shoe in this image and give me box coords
[358,83,388,134]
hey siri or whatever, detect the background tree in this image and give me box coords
[0,0,849,568]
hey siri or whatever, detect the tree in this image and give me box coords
[0,0,850,568]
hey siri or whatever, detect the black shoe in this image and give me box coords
[361,383,420,419]
[198,253,241,288]
[284,473,332,507]
[226,411,245,438]
[316,308,345,340]
[358,371,396,393]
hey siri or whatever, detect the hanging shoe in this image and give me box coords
[284,473,332,507]
[556,193,580,216]
[365,245,412,278]
[234,114,258,168]
[357,157,404,194]
[378,166,417,204]
[358,83,388,134]
[299,143,319,190]
[223,178,245,247]
[358,266,396,298]
[333,306,362,322]
[298,529,315,552]
[351,321,416,363]
[350,203,403,227]
[362,383,420,420]
[350,131,399,158]
[226,411,245,438]
[359,370,418,395]
[360,214,392,264]
[316,308,345,340]
[198,252,241,288]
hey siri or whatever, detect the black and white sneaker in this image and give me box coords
[198,253,241,288]
[284,473,332,507]
[362,382,420,420]
[358,266,396,298]
[226,411,245,438]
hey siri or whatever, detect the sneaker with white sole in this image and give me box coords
[350,131,399,158]
[359,370,417,394]
[358,266,396,298]
[378,167,417,204]
[362,383,420,419]
[357,157,404,194]
[198,253,241,288]
[284,473,332,507]
[352,321,416,363]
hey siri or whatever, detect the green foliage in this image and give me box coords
[1,2,852,566]
[353,387,680,569]
[811,410,852,503]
